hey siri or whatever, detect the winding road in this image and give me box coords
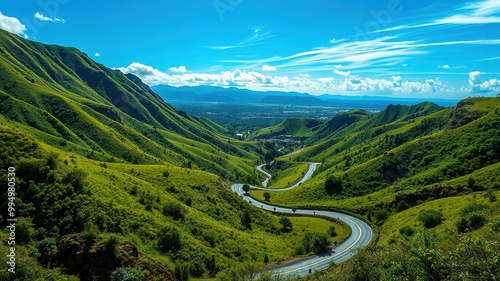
[231,162,373,277]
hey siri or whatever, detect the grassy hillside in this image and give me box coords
[0,29,264,182]
[250,118,322,139]
[244,97,500,280]
[0,30,350,280]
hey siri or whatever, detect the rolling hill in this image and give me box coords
[0,29,312,280]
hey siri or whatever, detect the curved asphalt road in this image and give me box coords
[231,162,373,277]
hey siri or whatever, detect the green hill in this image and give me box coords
[0,29,324,280]
[250,118,322,139]
[250,97,500,279]
[0,29,263,180]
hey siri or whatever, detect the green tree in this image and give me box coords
[311,233,332,253]
[241,210,252,229]
[418,209,444,228]
[399,226,414,236]
[263,192,271,201]
[16,217,35,245]
[242,184,251,194]
[324,175,342,195]
[157,226,182,254]
[162,201,187,220]
[279,216,293,231]
[174,263,189,281]
[396,200,410,212]
[373,209,389,223]
[328,226,338,237]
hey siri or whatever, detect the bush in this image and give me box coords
[456,217,469,233]
[174,263,189,281]
[490,219,500,233]
[328,226,338,237]
[460,203,487,216]
[467,213,486,230]
[311,233,332,253]
[36,237,57,265]
[157,226,182,254]
[373,209,389,223]
[302,232,332,254]
[162,201,187,220]
[16,217,35,245]
[110,267,145,281]
[399,226,415,236]
[418,209,444,228]
[325,175,342,195]
[396,200,410,212]
[263,192,271,201]
[279,216,292,231]
[241,210,252,229]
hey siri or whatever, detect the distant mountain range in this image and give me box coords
[152,84,460,108]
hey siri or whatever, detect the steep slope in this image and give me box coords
[264,98,500,211]
[307,109,372,143]
[0,29,261,181]
[0,30,311,280]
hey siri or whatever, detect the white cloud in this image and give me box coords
[116,62,463,98]
[262,65,277,71]
[34,12,65,23]
[468,71,500,93]
[209,28,275,50]
[169,66,187,73]
[94,53,100,57]
[402,64,408,67]
[441,64,451,69]
[0,12,27,37]
[377,0,500,33]
[333,69,351,77]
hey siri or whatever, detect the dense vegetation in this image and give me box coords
[0,29,348,280]
[2,27,500,281]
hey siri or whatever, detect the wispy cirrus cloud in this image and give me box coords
[376,0,500,33]
[34,12,65,23]
[208,27,275,50]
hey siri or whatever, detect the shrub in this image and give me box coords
[396,200,410,212]
[467,213,486,230]
[263,192,271,201]
[279,217,292,231]
[418,209,444,228]
[373,209,389,223]
[325,175,342,195]
[399,226,415,236]
[241,210,252,229]
[16,217,35,245]
[311,233,332,253]
[490,219,500,233]
[328,226,338,237]
[162,201,187,220]
[174,263,189,281]
[456,217,469,233]
[460,203,487,216]
[302,232,332,254]
[157,226,182,254]
[110,267,145,281]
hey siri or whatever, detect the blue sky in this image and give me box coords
[1,0,500,99]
